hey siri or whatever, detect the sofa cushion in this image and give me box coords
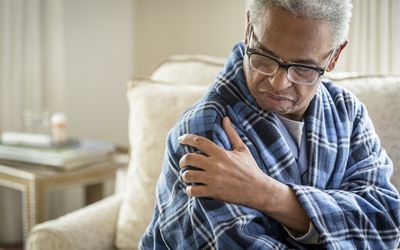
[328,75,400,189]
[150,54,225,85]
[115,79,208,249]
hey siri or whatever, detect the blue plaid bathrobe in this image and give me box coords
[140,42,400,249]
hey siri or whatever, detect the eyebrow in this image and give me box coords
[252,37,320,66]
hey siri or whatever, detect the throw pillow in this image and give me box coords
[115,79,208,249]
[150,54,225,85]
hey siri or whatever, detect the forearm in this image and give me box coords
[251,175,310,234]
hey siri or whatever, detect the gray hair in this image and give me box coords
[247,0,353,48]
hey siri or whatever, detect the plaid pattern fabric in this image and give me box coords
[140,42,400,249]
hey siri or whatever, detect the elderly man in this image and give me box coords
[140,0,400,249]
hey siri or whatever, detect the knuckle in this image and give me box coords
[237,144,247,151]
[180,153,195,167]
[182,170,197,183]
[219,150,229,158]
[185,153,194,161]
[194,136,203,145]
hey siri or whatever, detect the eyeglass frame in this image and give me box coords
[245,24,336,85]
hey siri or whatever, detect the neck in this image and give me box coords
[280,113,303,121]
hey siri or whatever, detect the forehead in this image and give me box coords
[253,6,333,63]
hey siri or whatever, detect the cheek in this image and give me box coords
[294,85,319,104]
[244,66,267,90]
[244,61,265,91]
[248,74,268,90]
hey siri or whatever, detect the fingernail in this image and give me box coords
[178,135,185,143]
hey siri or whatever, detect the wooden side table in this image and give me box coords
[0,155,126,241]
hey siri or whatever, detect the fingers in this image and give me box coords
[186,185,210,198]
[222,117,246,151]
[179,134,222,156]
[181,169,207,184]
[179,153,209,169]
[179,117,247,154]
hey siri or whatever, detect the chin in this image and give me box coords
[262,105,294,115]
[260,103,304,120]
[257,98,296,114]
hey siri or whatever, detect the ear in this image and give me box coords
[245,11,251,46]
[326,41,348,72]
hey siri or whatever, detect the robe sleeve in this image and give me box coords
[289,103,400,249]
[139,113,290,249]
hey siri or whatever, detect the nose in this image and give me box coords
[268,68,292,91]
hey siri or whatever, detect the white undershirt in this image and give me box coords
[277,115,319,245]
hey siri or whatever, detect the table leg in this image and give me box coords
[21,179,36,241]
[85,183,103,205]
[34,181,47,224]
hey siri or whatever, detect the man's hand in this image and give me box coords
[178,116,310,234]
[179,117,269,208]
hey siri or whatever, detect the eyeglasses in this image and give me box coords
[246,25,335,85]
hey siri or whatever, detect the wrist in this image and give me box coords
[248,175,310,234]
[250,175,283,214]
[264,177,288,214]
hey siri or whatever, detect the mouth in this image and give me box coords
[263,92,295,102]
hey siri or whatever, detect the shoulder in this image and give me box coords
[175,92,228,137]
[165,89,229,156]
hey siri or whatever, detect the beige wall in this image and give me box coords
[43,0,133,146]
[63,0,133,146]
[42,0,246,147]
[132,0,247,77]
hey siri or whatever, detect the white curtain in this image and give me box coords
[0,0,44,243]
[0,0,44,133]
[337,0,400,74]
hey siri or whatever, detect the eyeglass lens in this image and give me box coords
[249,54,319,84]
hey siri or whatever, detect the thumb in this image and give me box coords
[222,117,246,151]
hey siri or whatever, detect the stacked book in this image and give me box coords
[0,134,115,170]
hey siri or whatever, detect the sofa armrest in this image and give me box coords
[26,195,122,250]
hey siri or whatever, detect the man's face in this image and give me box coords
[243,7,337,121]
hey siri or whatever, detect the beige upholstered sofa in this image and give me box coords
[27,55,400,250]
